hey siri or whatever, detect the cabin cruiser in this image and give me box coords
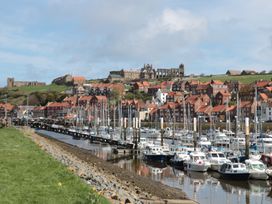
[257,134,272,153]
[212,130,230,148]
[230,137,245,150]
[207,151,231,171]
[184,151,211,172]
[169,149,190,170]
[198,136,211,150]
[245,159,268,180]
[219,163,250,180]
[181,133,194,145]
[143,145,168,162]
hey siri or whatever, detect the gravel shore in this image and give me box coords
[22,128,197,204]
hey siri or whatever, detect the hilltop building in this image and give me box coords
[107,63,184,82]
[7,78,46,88]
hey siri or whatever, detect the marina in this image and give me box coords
[35,128,272,204]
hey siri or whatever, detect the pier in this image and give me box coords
[28,121,134,149]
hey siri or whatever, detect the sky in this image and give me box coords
[1,0,272,86]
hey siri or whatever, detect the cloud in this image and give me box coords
[2,0,272,86]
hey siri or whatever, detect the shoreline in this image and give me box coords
[21,127,197,204]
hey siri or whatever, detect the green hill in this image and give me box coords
[196,74,272,84]
[0,84,70,106]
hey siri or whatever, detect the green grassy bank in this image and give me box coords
[0,128,109,204]
[197,74,272,84]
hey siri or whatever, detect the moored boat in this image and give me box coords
[219,163,250,180]
[207,151,231,171]
[245,159,268,180]
[184,151,211,172]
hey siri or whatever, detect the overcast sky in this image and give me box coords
[1,0,272,86]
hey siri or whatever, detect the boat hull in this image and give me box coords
[185,163,210,172]
[143,154,168,163]
[169,160,185,170]
[210,164,221,171]
[249,172,269,180]
[219,172,250,180]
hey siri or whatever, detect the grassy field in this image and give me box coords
[9,84,69,94]
[0,128,109,204]
[196,74,272,84]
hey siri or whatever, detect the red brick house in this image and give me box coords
[46,102,70,118]
[134,81,150,93]
[78,95,93,107]
[214,91,231,105]
[0,103,17,118]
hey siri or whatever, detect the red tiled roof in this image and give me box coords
[266,87,272,92]
[260,93,268,101]
[95,96,107,101]
[33,106,46,111]
[226,105,235,112]
[240,101,252,108]
[196,105,212,114]
[256,81,270,88]
[0,103,15,111]
[73,76,86,83]
[212,105,226,113]
[47,102,70,108]
[211,80,224,85]
[63,96,77,104]
[79,95,93,101]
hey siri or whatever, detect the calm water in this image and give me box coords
[36,130,272,204]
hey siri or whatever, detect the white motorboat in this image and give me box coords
[207,151,231,171]
[198,136,211,149]
[245,159,269,180]
[219,163,250,180]
[212,130,230,148]
[184,151,211,172]
[143,144,169,162]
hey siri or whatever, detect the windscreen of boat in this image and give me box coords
[211,153,218,157]
[218,154,225,158]
[252,164,265,170]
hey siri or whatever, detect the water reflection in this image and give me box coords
[37,130,272,204]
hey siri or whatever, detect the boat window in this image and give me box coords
[218,154,225,158]
[233,164,239,168]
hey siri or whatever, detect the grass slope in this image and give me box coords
[9,84,69,94]
[197,74,272,84]
[0,84,69,105]
[0,128,108,204]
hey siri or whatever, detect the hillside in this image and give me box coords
[195,74,272,84]
[0,84,69,106]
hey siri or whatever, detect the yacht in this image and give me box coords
[219,163,250,180]
[245,159,268,180]
[184,151,211,172]
[207,151,231,171]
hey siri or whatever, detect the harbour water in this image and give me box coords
[36,130,272,204]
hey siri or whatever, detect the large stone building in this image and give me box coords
[7,78,46,88]
[156,64,184,79]
[108,63,185,82]
[108,69,140,82]
[140,64,156,80]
